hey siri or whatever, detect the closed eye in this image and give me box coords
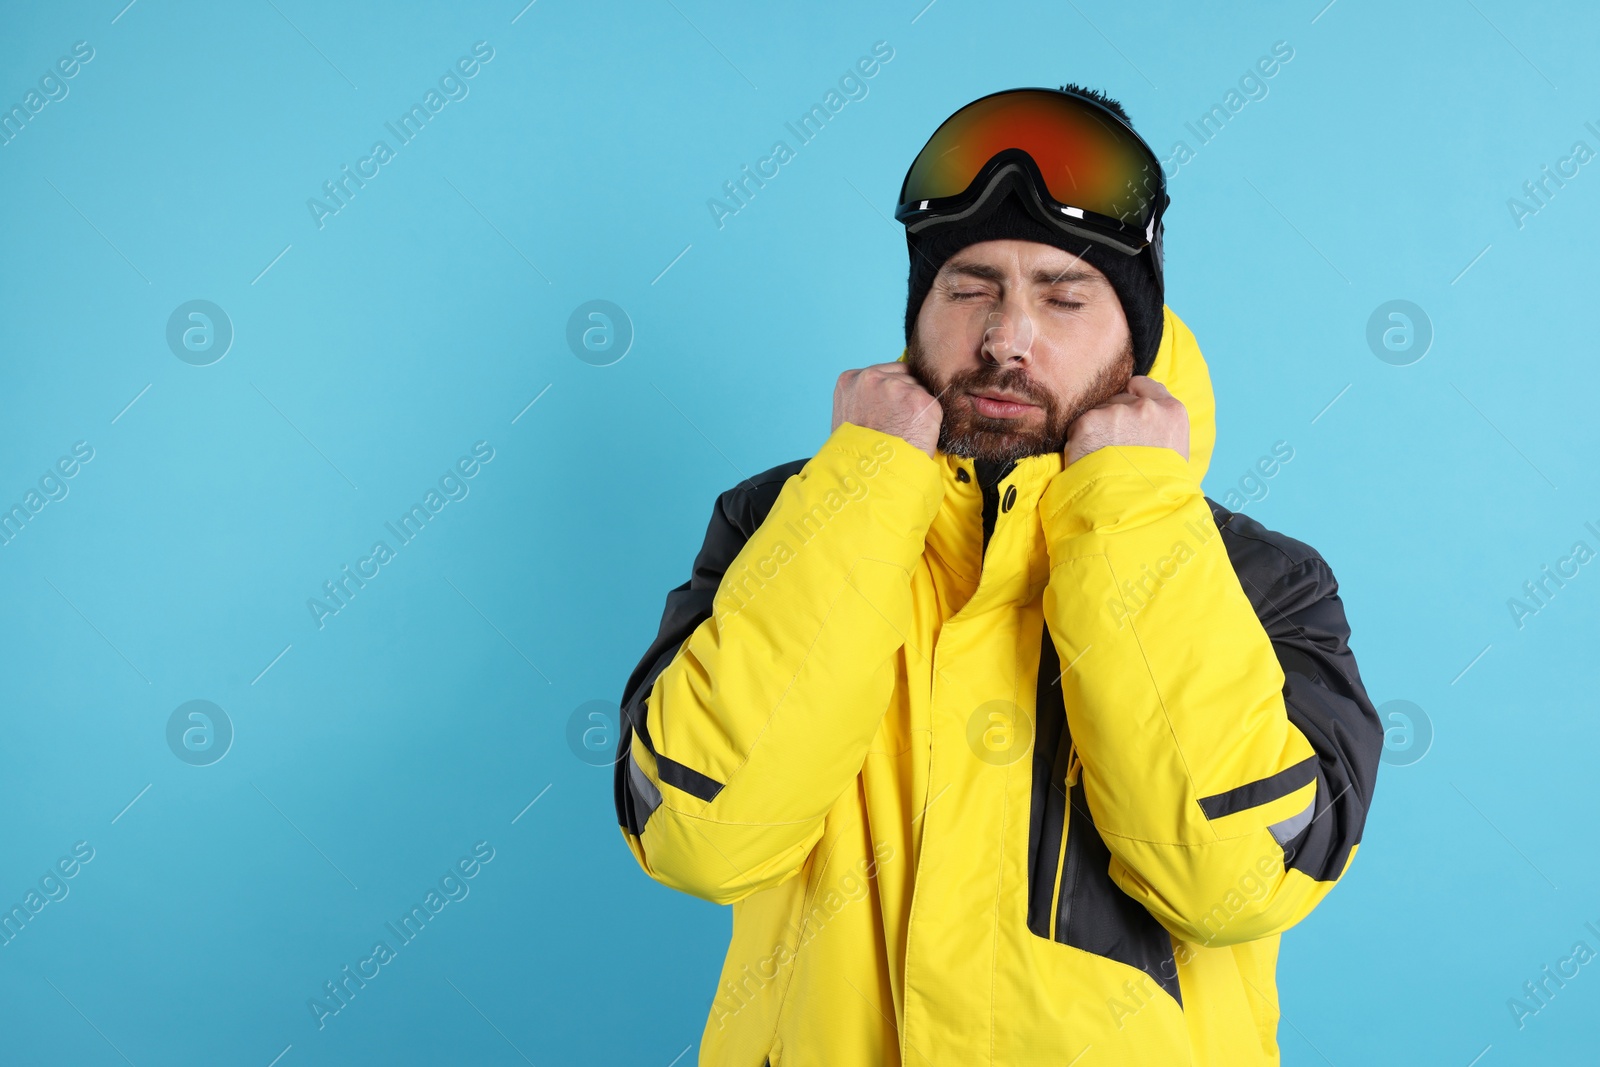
[950,291,1082,310]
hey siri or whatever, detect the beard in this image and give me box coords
[904,329,1135,463]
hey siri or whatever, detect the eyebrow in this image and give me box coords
[942,261,1106,287]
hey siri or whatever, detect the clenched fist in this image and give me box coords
[832,362,944,460]
[1064,375,1189,467]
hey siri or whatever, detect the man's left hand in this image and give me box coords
[1064,375,1189,466]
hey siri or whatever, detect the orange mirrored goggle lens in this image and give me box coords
[899,90,1161,229]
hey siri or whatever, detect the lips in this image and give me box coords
[969,391,1038,418]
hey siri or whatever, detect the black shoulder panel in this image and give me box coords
[614,457,807,835]
[1206,498,1384,882]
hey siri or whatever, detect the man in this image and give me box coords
[614,84,1383,1066]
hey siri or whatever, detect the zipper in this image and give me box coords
[1056,744,1086,940]
[1046,742,1081,938]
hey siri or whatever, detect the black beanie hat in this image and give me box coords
[904,186,1166,377]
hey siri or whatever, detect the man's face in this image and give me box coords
[905,239,1135,463]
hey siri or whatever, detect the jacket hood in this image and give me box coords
[897,304,1215,484]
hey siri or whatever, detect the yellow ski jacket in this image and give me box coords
[615,306,1383,1066]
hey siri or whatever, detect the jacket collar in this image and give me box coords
[923,447,1064,611]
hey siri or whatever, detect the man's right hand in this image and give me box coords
[831,363,944,460]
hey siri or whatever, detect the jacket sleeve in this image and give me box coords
[613,422,944,905]
[1037,443,1383,947]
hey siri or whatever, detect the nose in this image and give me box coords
[980,298,1035,366]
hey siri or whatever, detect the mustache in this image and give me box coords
[949,367,1051,407]
[907,354,1132,420]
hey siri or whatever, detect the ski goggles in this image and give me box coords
[895,87,1167,258]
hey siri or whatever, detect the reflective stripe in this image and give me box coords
[1196,755,1319,820]
[628,748,664,823]
[629,713,726,805]
[1269,795,1317,846]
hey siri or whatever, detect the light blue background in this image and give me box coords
[1,1,1595,1063]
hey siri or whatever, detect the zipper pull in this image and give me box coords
[1064,742,1082,789]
